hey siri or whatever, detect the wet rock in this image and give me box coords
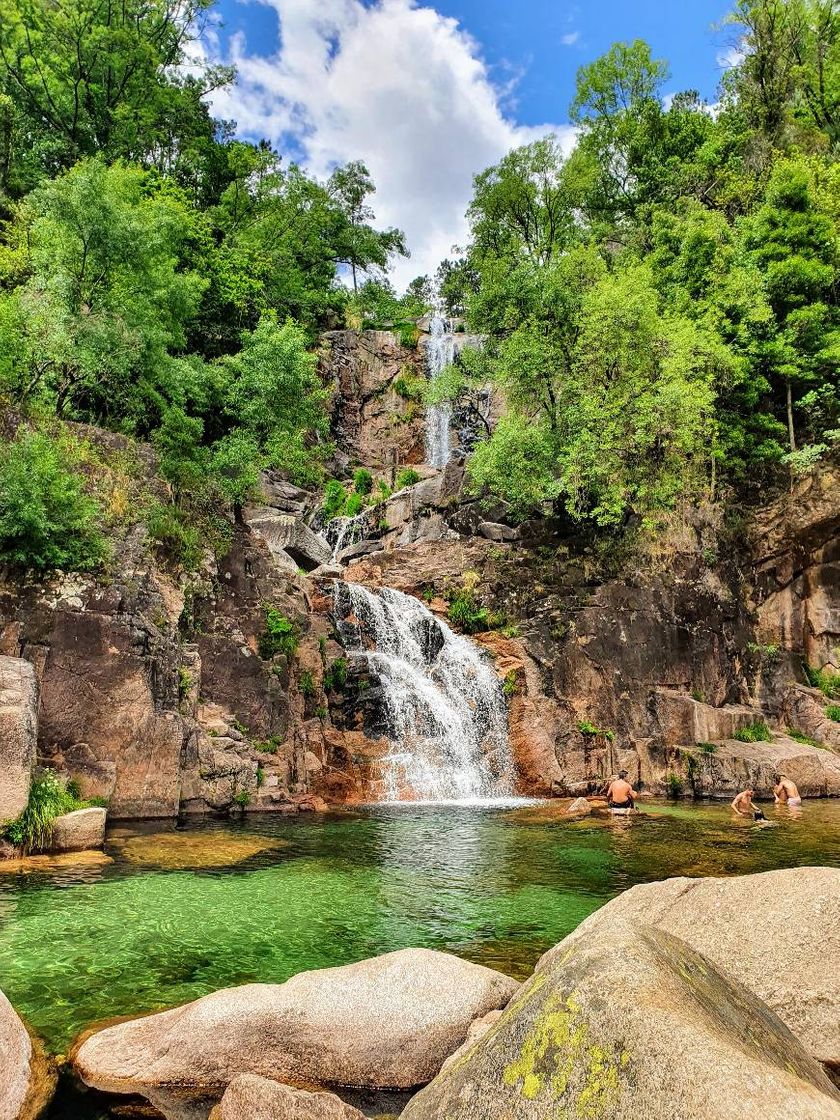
[336,539,384,564]
[402,920,840,1120]
[0,988,56,1120]
[548,867,840,1069]
[210,1076,365,1120]
[0,656,37,822]
[649,688,757,745]
[49,807,107,853]
[564,797,592,817]
[686,734,840,798]
[74,949,520,1101]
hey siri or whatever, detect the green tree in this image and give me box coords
[0,428,106,571]
[8,158,206,427]
[0,0,232,183]
[220,315,331,485]
[327,161,407,291]
[743,157,838,452]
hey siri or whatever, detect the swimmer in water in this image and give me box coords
[773,773,802,807]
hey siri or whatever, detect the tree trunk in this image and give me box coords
[786,379,796,453]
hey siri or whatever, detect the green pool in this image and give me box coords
[1,798,839,1055]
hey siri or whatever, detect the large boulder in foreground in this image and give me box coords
[0,657,37,824]
[209,1075,364,1120]
[74,949,519,1102]
[0,989,56,1120]
[545,866,840,1069]
[402,921,840,1120]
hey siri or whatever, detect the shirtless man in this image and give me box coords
[606,771,637,810]
[773,774,802,806]
[731,788,756,817]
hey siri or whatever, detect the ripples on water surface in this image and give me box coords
[0,798,839,1051]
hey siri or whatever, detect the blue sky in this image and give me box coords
[204,0,742,286]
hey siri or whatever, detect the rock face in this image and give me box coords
[48,807,107,853]
[544,866,840,1070]
[680,734,840,797]
[210,1076,365,1120]
[74,949,519,1102]
[318,330,427,470]
[0,989,56,1120]
[402,920,840,1120]
[751,459,840,674]
[0,657,37,823]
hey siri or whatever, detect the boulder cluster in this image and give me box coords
[3,867,839,1120]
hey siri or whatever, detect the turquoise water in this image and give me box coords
[0,799,839,1054]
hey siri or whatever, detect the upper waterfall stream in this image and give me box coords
[335,582,515,802]
[424,314,455,468]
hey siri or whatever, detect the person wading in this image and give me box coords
[606,771,637,810]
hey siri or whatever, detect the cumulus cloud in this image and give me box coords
[560,31,580,47]
[716,44,746,70]
[203,0,575,288]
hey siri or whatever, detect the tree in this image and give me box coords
[220,315,331,485]
[0,0,233,183]
[743,157,838,452]
[726,0,839,147]
[327,160,407,291]
[9,158,206,427]
[0,427,106,571]
[468,257,721,525]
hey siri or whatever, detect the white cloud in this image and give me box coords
[203,0,575,289]
[716,45,746,70]
[560,31,580,47]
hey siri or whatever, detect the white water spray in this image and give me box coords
[336,582,515,802]
[424,314,456,469]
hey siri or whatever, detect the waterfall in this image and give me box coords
[424,314,456,469]
[335,582,515,802]
[327,511,370,561]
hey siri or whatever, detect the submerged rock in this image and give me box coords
[0,989,56,1120]
[210,1075,365,1120]
[107,830,290,870]
[545,866,840,1069]
[49,807,107,853]
[74,948,519,1102]
[401,920,840,1120]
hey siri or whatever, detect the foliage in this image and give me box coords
[323,657,347,692]
[787,729,820,746]
[146,503,203,572]
[803,663,840,698]
[253,737,280,754]
[447,580,490,634]
[697,742,718,754]
[826,704,840,722]
[0,428,106,572]
[233,789,250,808]
[353,468,373,495]
[395,468,421,489]
[299,669,316,697]
[503,670,518,697]
[733,720,772,742]
[258,607,300,659]
[577,720,616,741]
[666,774,685,799]
[3,769,100,852]
[323,481,349,521]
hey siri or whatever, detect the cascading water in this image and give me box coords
[335,582,515,802]
[327,511,370,561]
[424,314,456,469]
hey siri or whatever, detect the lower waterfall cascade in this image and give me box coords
[334,581,516,802]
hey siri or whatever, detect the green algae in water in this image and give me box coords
[0,801,839,1052]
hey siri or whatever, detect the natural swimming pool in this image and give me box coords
[1,798,839,1055]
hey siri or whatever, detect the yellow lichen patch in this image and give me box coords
[502,990,629,1118]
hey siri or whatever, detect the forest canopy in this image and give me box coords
[0,0,837,568]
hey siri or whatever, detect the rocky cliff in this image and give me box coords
[1,330,838,822]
